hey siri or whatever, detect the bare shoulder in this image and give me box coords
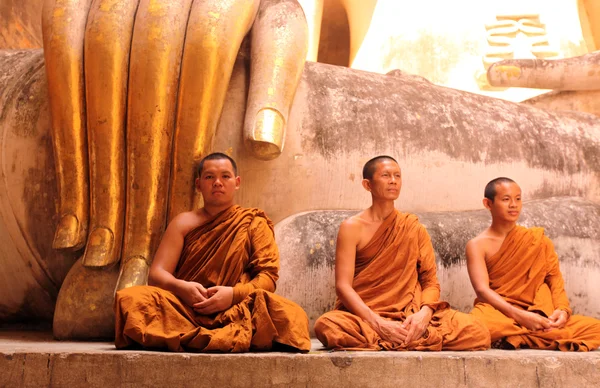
[168,210,206,236]
[338,214,367,241]
[466,232,486,250]
[466,229,500,260]
[340,213,367,233]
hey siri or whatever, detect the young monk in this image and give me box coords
[314,155,491,351]
[467,177,600,351]
[114,152,311,352]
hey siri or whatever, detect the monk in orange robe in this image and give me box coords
[115,153,311,352]
[314,156,491,351]
[467,177,600,351]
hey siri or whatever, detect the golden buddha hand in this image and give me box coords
[42,0,308,288]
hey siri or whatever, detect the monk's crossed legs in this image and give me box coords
[472,302,600,351]
[315,309,490,351]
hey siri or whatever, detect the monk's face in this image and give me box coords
[363,159,402,200]
[486,182,522,221]
[195,159,240,206]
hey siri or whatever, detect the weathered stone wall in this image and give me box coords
[0,0,43,49]
[276,198,600,335]
[0,50,78,322]
[523,89,600,118]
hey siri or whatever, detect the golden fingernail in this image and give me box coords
[82,227,116,267]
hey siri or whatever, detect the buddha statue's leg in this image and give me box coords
[42,0,93,250]
[82,0,139,268]
[487,53,600,90]
[116,0,193,290]
[243,0,308,161]
[166,0,261,220]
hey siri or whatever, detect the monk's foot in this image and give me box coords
[82,227,118,267]
[245,108,285,160]
[115,255,150,291]
[53,257,120,340]
[52,213,86,250]
[491,338,514,350]
[271,341,306,353]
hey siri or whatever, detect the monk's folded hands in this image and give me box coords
[547,309,569,330]
[174,280,208,307]
[193,286,234,315]
[403,306,434,344]
[514,309,552,332]
[374,319,408,344]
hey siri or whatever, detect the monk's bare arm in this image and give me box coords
[148,217,185,289]
[336,218,408,343]
[466,238,521,317]
[333,217,409,343]
[466,238,551,331]
[148,213,207,304]
[335,219,381,327]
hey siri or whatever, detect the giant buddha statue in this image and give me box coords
[1,0,600,339]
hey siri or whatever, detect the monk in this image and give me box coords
[467,177,600,351]
[114,153,311,352]
[314,156,491,351]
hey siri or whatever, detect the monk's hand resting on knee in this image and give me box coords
[176,281,209,308]
[514,310,552,331]
[193,286,234,315]
[373,318,409,344]
[547,309,568,330]
[402,306,433,344]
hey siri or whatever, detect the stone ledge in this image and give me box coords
[1,332,599,388]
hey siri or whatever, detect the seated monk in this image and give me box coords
[466,177,600,351]
[114,153,311,352]
[314,156,491,351]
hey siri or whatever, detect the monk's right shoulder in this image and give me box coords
[466,230,495,260]
[338,216,365,242]
[168,211,204,236]
[466,236,484,254]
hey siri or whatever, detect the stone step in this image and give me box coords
[1,331,598,387]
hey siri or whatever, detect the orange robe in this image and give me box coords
[114,205,311,352]
[471,225,600,351]
[315,211,491,351]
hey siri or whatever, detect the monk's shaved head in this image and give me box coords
[484,177,517,202]
[197,152,238,177]
[362,155,399,180]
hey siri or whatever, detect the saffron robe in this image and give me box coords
[315,211,491,351]
[471,225,600,351]
[114,205,311,352]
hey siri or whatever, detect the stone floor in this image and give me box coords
[1,331,598,387]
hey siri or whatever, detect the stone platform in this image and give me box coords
[1,331,598,387]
